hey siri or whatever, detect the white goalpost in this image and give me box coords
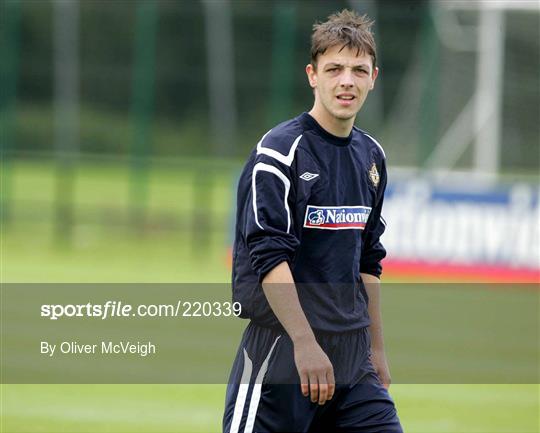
[384,0,539,181]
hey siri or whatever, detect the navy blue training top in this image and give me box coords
[232,112,387,332]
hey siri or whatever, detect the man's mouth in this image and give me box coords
[336,94,356,106]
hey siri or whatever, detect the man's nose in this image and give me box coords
[339,68,354,87]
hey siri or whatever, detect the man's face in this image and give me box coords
[306,45,378,123]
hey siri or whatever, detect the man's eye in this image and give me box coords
[327,68,338,72]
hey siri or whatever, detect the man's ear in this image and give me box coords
[306,64,317,88]
[369,66,379,90]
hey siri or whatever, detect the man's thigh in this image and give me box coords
[334,383,403,433]
[254,384,326,432]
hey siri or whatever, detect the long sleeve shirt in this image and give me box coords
[232,112,387,332]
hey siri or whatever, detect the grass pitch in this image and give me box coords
[2,384,538,432]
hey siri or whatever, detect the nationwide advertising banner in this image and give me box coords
[381,175,539,283]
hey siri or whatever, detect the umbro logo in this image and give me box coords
[299,172,319,181]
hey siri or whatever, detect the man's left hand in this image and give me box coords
[370,348,391,389]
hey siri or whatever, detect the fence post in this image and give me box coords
[268,2,296,125]
[0,0,21,225]
[419,5,440,167]
[53,0,80,246]
[129,0,158,230]
[203,0,236,156]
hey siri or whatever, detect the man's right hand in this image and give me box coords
[293,336,335,405]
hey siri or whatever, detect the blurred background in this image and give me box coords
[1,0,538,282]
[1,0,538,432]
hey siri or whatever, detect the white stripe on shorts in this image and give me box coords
[243,336,281,433]
[230,349,253,433]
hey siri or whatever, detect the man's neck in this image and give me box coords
[308,107,355,138]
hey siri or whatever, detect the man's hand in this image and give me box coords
[371,348,391,389]
[294,335,335,405]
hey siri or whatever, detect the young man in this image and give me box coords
[223,9,402,433]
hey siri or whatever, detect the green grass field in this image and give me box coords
[2,384,537,433]
[1,160,538,432]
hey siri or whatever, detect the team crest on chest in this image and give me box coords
[368,163,380,188]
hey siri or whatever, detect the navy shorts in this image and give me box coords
[223,321,403,433]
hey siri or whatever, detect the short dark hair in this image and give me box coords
[311,9,377,69]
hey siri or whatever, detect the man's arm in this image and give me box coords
[361,272,391,389]
[262,261,335,405]
[243,147,333,403]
